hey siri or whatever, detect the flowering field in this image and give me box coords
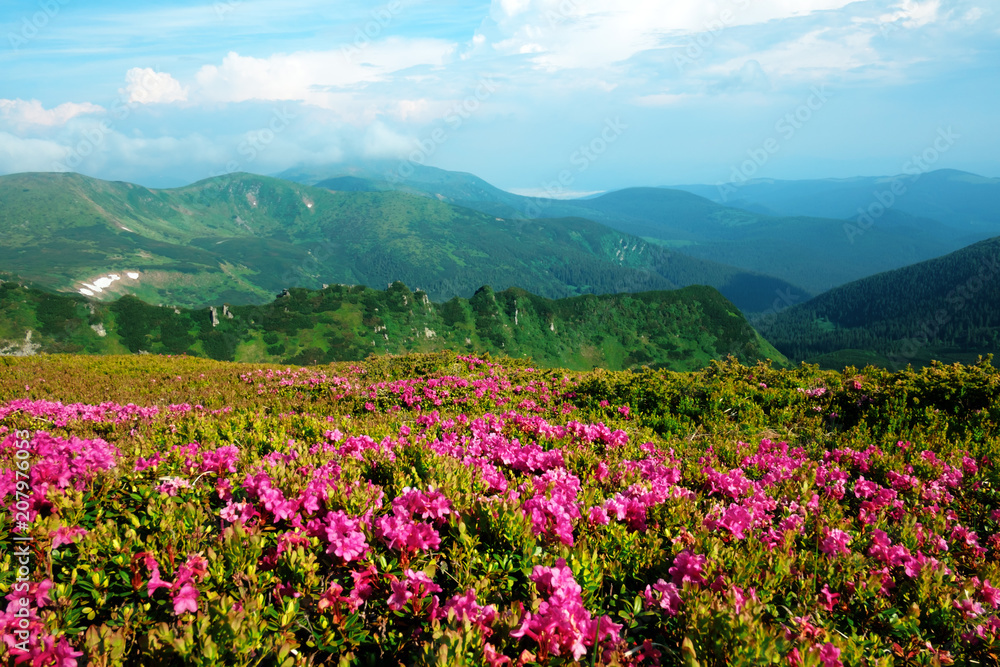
[1,351,999,666]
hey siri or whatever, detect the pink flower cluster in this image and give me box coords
[0,580,83,665]
[669,550,708,588]
[146,552,209,616]
[436,589,498,634]
[317,565,376,615]
[388,569,442,614]
[521,468,581,546]
[0,431,120,523]
[50,525,87,548]
[376,487,451,553]
[644,579,682,616]
[321,510,370,562]
[511,559,622,662]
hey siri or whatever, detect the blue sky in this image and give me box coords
[1,0,997,193]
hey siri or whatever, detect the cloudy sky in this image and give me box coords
[1,0,997,193]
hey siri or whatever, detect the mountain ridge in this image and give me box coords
[0,279,787,372]
[281,163,991,295]
[0,170,804,314]
[758,235,1000,369]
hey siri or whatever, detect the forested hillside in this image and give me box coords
[0,172,799,314]
[759,236,1000,368]
[0,280,785,371]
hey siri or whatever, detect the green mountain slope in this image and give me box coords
[759,236,1000,369]
[285,162,981,296]
[0,171,801,314]
[0,279,786,371]
[563,187,969,295]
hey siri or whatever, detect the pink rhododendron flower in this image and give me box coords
[522,468,581,546]
[806,493,820,512]
[981,580,1000,608]
[323,510,370,562]
[817,643,842,667]
[588,505,610,525]
[50,526,87,549]
[376,513,441,553]
[220,500,260,525]
[820,529,852,557]
[704,467,752,499]
[512,559,621,662]
[438,589,498,635]
[147,567,171,597]
[144,552,208,616]
[394,487,453,522]
[15,635,83,667]
[134,453,162,472]
[669,550,707,588]
[715,504,753,539]
[484,642,511,667]
[644,579,682,616]
[819,584,840,612]
[955,596,985,619]
[200,445,240,475]
[155,476,191,497]
[387,569,442,613]
[172,582,199,615]
[731,585,756,614]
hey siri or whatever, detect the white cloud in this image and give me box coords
[121,68,188,104]
[192,39,456,110]
[705,28,883,83]
[507,186,604,199]
[963,7,983,23]
[0,132,73,173]
[361,121,413,158]
[0,99,103,127]
[487,0,860,70]
[877,0,942,29]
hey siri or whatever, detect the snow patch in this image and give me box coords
[77,270,141,298]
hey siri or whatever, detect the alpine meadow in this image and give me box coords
[1,2,999,666]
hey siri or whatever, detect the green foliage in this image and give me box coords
[0,281,786,372]
[761,236,1000,369]
[2,353,1000,665]
[0,171,810,315]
